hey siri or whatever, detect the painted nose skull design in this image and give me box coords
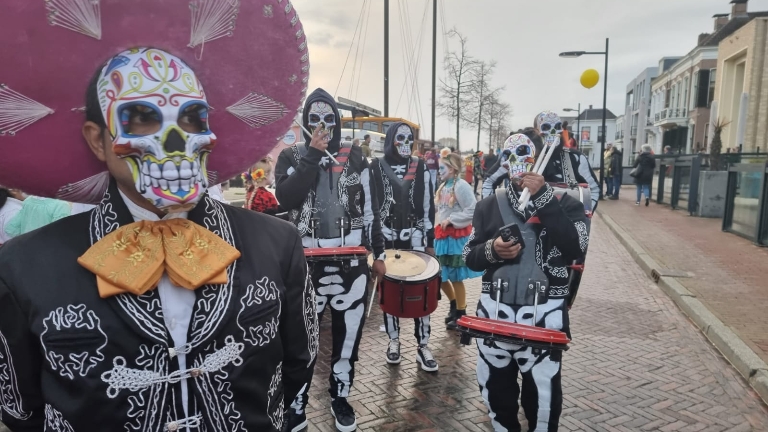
[98,48,215,210]
[394,124,414,157]
[307,102,336,141]
[503,134,536,182]
[536,111,563,138]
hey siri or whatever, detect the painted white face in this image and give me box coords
[394,124,414,157]
[438,162,451,181]
[307,102,336,141]
[536,111,563,137]
[98,48,215,210]
[503,134,536,182]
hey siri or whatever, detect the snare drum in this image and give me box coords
[457,316,570,351]
[368,250,440,318]
[304,247,369,268]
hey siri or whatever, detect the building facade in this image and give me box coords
[575,105,617,167]
[614,114,625,150]
[714,17,768,152]
[648,0,768,154]
[623,67,662,164]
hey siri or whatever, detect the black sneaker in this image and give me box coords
[331,397,357,432]
[282,409,308,432]
[416,345,438,372]
[645,198,650,207]
[446,309,466,330]
[608,196,619,200]
[386,338,402,365]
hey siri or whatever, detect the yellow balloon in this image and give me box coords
[580,69,600,89]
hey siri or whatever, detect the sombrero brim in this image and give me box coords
[0,0,308,202]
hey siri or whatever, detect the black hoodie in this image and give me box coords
[370,122,435,249]
[275,89,385,260]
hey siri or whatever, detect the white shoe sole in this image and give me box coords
[331,408,357,432]
[416,355,439,372]
[386,356,402,365]
[288,419,308,432]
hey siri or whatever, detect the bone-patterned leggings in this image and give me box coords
[290,260,369,414]
[383,313,431,345]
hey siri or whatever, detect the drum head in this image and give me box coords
[368,250,427,277]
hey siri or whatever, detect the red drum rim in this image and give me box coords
[378,249,440,284]
[457,316,571,346]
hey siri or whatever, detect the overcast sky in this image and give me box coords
[291,0,768,149]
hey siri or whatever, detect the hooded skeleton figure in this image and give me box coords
[461,132,590,432]
[369,122,438,371]
[275,88,386,432]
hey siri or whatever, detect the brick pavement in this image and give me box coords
[597,186,768,365]
[302,213,768,431]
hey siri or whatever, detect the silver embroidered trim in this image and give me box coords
[532,184,555,209]
[575,221,589,252]
[237,277,281,347]
[40,304,108,380]
[44,404,75,432]
[0,330,32,420]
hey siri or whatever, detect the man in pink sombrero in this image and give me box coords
[0,1,317,431]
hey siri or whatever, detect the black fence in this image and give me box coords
[651,154,707,215]
[722,160,768,246]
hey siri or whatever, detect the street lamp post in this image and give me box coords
[563,103,581,145]
[560,38,609,200]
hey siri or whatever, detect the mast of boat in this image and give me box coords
[383,0,389,117]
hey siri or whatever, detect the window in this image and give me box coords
[708,69,717,107]
[691,72,699,109]
[695,69,710,108]
[704,123,710,149]
[362,121,378,132]
[581,126,591,142]
[665,87,671,108]
[683,77,689,110]
[598,126,605,141]
[382,121,395,133]
[342,121,357,129]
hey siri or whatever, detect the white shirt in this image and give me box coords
[119,191,196,419]
[207,184,229,204]
[0,197,23,244]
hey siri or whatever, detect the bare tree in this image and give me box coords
[437,28,478,153]
[437,137,457,150]
[481,93,512,152]
[459,60,504,152]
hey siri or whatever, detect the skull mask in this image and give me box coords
[98,48,215,210]
[394,124,414,158]
[535,111,563,139]
[503,134,536,184]
[307,101,336,141]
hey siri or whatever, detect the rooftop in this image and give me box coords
[577,106,617,121]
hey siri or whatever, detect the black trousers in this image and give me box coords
[290,260,369,413]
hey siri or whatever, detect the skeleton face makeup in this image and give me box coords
[307,101,336,141]
[535,111,563,138]
[503,134,536,184]
[438,163,451,181]
[98,48,215,210]
[394,124,414,158]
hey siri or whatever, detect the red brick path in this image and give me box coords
[597,186,768,365]
[303,213,768,431]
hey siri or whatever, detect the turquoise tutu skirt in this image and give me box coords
[434,235,483,282]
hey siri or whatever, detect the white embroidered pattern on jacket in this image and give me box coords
[302,267,319,366]
[461,227,475,261]
[378,167,394,221]
[44,404,75,432]
[543,247,568,279]
[101,336,244,399]
[484,239,500,264]
[533,184,555,208]
[40,304,108,380]
[575,221,589,252]
[0,330,32,420]
[119,344,169,432]
[339,166,363,229]
[194,336,246,432]
[237,277,281,347]
[267,362,284,430]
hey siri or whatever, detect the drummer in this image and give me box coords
[462,133,589,432]
[275,89,386,432]
[369,122,438,372]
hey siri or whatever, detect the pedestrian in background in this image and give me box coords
[361,134,373,157]
[633,144,656,206]
[424,145,439,193]
[434,153,482,331]
[4,194,71,238]
[0,188,24,246]
[608,146,623,200]
[604,143,615,197]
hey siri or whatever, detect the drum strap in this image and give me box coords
[562,149,578,188]
[495,189,518,226]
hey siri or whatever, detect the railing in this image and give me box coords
[652,154,708,214]
[722,160,768,246]
[654,108,688,123]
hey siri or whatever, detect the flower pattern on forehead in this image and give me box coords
[503,134,536,181]
[97,48,216,210]
[536,110,563,137]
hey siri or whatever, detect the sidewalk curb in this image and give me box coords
[600,213,768,404]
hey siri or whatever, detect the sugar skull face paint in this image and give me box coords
[307,101,336,141]
[535,111,563,138]
[438,163,451,181]
[394,124,414,158]
[503,134,536,184]
[98,48,215,210]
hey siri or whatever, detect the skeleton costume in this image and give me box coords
[275,89,385,432]
[463,134,589,432]
[369,122,438,371]
[0,3,317,431]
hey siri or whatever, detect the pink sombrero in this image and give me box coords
[0,0,308,202]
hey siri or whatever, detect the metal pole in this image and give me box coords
[384,0,389,117]
[431,0,437,145]
[598,38,609,200]
[576,102,581,147]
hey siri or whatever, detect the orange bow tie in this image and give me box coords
[78,219,241,298]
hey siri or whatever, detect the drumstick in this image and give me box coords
[293,119,339,165]
[517,136,560,211]
[366,277,378,318]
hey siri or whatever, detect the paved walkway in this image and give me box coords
[597,186,768,365]
[303,214,768,431]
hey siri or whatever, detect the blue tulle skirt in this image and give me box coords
[435,235,483,282]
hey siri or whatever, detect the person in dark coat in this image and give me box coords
[633,144,656,206]
[607,147,623,200]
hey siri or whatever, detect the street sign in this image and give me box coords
[337,97,382,116]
